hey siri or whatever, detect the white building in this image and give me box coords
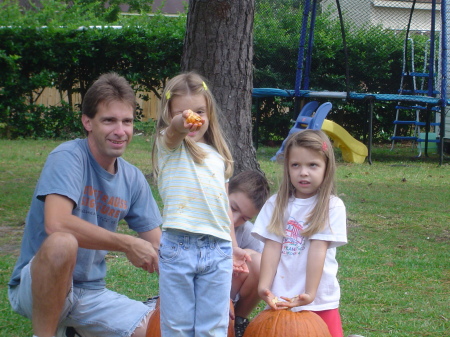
[321,0,441,32]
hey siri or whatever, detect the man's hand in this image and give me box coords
[125,237,159,273]
[232,246,251,273]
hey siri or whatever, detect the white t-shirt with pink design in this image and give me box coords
[252,194,347,312]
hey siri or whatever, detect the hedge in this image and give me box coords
[0,15,185,138]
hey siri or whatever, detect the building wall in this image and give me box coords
[321,0,441,32]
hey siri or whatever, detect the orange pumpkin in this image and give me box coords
[145,298,161,337]
[242,309,331,337]
[145,298,235,337]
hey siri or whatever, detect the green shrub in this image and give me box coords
[6,103,83,139]
[0,13,185,139]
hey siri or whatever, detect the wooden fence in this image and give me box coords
[34,87,159,120]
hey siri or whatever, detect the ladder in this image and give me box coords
[390,38,440,156]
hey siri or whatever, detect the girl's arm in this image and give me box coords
[163,110,203,149]
[230,207,252,274]
[279,239,329,308]
[258,238,282,309]
[226,182,252,273]
[231,224,252,274]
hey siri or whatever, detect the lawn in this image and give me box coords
[0,136,449,337]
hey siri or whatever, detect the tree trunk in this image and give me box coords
[181,0,261,175]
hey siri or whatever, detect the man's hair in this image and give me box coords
[229,170,270,211]
[82,72,136,119]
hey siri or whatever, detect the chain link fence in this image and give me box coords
[253,0,448,151]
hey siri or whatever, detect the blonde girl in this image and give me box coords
[252,129,347,337]
[152,72,250,337]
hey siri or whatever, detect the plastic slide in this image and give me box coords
[321,119,368,164]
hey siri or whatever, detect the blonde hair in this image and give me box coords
[152,72,234,179]
[267,129,336,237]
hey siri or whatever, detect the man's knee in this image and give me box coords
[35,232,78,269]
[131,311,152,337]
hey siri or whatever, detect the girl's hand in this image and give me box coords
[277,293,314,308]
[183,109,204,129]
[232,246,251,274]
[258,288,280,310]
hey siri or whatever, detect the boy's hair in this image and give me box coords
[268,129,336,237]
[229,170,270,211]
[152,71,234,178]
[82,72,136,119]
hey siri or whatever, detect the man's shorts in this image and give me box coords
[8,259,151,337]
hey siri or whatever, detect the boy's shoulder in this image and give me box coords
[236,221,263,252]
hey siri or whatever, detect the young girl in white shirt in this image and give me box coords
[252,129,347,337]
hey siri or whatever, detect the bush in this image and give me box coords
[0,14,185,139]
[6,103,83,139]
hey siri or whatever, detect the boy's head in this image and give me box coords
[228,170,270,227]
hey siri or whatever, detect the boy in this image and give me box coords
[228,171,270,337]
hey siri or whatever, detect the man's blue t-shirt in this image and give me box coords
[9,139,162,289]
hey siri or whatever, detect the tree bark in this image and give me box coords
[181,0,261,175]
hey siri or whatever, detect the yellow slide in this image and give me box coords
[321,119,368,164]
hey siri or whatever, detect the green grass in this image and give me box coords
[0,137,449,337]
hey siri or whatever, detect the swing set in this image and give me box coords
[252,0,449,164]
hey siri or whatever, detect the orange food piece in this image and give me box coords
[186,109,203,125]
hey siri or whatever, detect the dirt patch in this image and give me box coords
[436,228,450,243]
[0,225,23,256]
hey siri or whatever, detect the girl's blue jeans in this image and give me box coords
[159,229,233,337]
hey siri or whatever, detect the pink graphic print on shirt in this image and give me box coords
[282,217,306,256]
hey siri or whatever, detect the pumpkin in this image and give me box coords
[242,309,331,337]
[145,298,161,337]
[145,298,235,337]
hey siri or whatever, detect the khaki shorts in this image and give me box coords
[8,258,151,337]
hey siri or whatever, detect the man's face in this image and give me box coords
[82,101,134,173]
[229,191,258,227]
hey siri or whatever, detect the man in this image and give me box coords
[8,73,162,337]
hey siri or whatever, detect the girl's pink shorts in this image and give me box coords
[313,308,343,337]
